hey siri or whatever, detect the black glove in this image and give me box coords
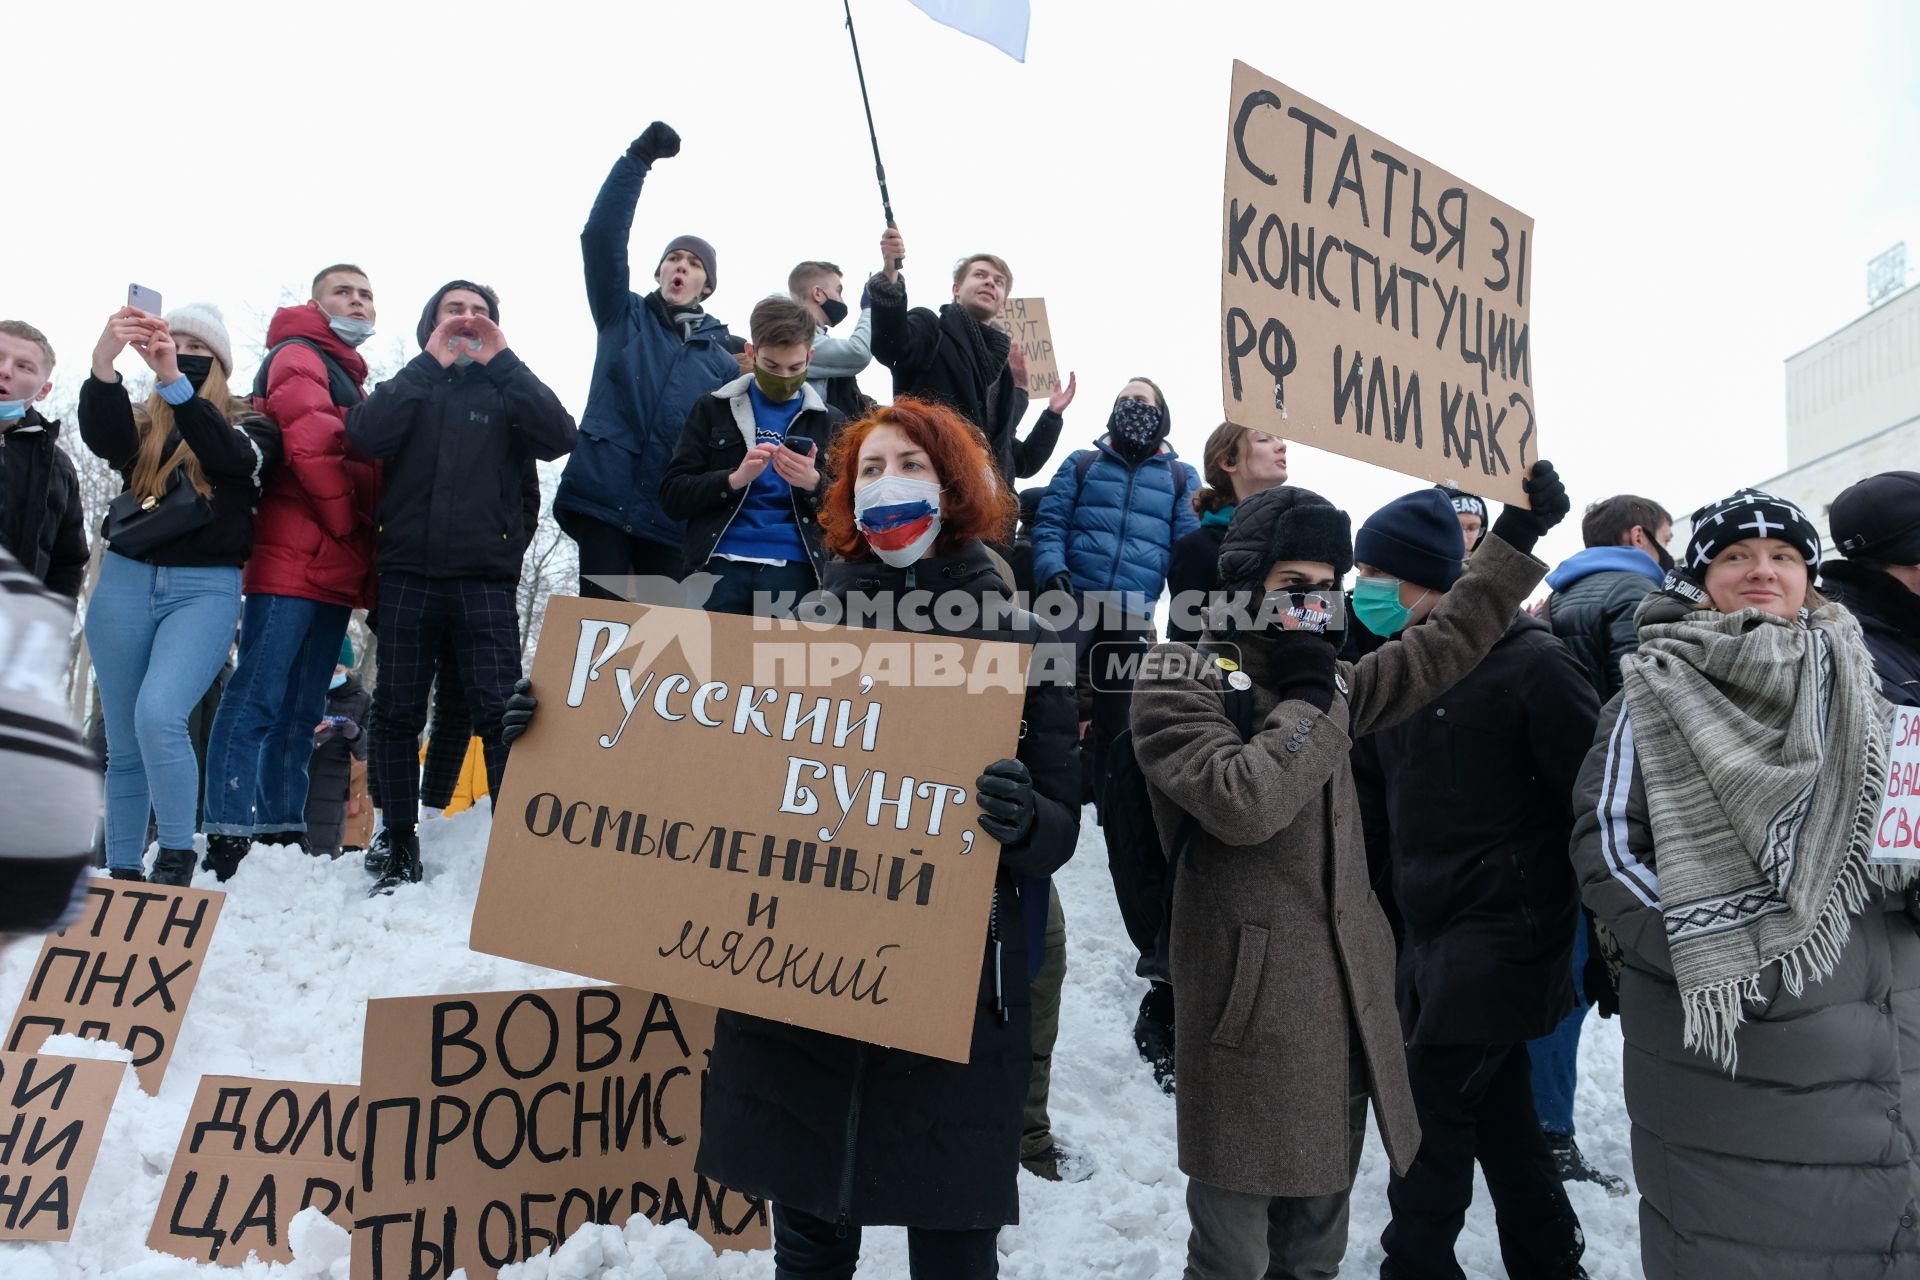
[500,678,538,747]
[1488,459,1570,556]
[627,121,682,165]
[975,758,1036,846]
[1265,631,1338,714]
[1041,571,1074,598]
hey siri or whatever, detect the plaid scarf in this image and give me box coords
[1621,602,1897,1072]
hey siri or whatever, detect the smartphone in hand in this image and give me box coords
[783,435,816,456]
[127,283,162,315]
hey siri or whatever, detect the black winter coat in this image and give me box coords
[346,350,576,581]
[695,543,1081,1231]
[866,274,1063,487]
[1822,560,1920,707]
[1165,522,1227,645]
[79,376,281,568]
[304,675,370,853]
[1354,611,1599,1044]
[0,411,88,597]
[1547,566,1658,702]
[658,375,842,578]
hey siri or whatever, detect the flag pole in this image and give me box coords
[843,0,903,265]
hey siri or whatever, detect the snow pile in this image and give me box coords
[0,807,1642,1277]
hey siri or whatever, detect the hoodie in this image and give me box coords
[1544,545,1664,700]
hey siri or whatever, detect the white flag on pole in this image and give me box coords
[905,0,1030,62]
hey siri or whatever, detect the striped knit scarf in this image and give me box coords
[1621,602,1898,1073]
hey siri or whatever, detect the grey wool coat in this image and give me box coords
[1131,534,1545,1197]
[1573,690,1920,1280]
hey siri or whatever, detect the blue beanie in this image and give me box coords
[1356,489,1466,590]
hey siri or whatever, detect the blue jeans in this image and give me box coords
[701,558,817,617]
[1528,919,1589,1136]
[85,553,242,870]
[202,593,350,836]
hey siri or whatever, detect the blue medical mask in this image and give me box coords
[1352,574,1427,637]
[0,399,28,423]
[329,671,348,690]
[328,314,376,348]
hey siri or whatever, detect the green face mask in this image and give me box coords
[754,365,809,402]
[1352,574,1425,637]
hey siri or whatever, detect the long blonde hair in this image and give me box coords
[129,362,244,501]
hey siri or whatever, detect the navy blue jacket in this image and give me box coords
[1032,438,1199,607]
[554,153,739,550]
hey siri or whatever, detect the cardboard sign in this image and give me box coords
[351,984,768,1280]
[989,297,1061,398]
[1873,706,1920,865]
[146,1076,357,1265]
[1221,60,1538,504]
[5,880,223,1093]
[0,1050,123,1242]
[469,596,1028,1063]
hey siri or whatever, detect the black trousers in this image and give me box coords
[771,1203,997,1280]
[1380,1042,1584,1280]
[567,513,683,599]
[369,573,519,829]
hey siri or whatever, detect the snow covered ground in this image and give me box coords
[0,806,1642,1279]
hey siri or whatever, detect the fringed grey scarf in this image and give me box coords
[1621,602,1899,1073]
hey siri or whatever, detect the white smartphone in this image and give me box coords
[127,282,162,315]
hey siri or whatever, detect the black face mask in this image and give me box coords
[820,296,849,327]
[176,354,216,391]
[1654,539,1675,573]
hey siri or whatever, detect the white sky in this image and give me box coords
[13,0,1917,568]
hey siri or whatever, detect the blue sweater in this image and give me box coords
[715,385,807,562]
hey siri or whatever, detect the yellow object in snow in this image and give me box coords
[418,736,489,815]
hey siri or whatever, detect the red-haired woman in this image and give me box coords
[696,397,1082,1278]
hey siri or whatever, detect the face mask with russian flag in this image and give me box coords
[854,474,943,567]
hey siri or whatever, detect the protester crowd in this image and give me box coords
[3,118,1920,1280]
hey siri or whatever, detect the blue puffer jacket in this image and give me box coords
[1032,438,1200,605]
[554,153,740,551]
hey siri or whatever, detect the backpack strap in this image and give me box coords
[252,338,361,409]
[1072,449,1099,502]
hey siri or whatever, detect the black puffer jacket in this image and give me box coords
[346,350,575,581]
[1354,611,1599,1044]
[866,274,1063,486]
[79,376,281,568]
[1543,549,1664,701]
[1822,560,1920,707]
[304,674,370,853]
[695,543,1081,1231]
[0,410,88,597]
[1165,521,1228,645]
[658,375,842,578]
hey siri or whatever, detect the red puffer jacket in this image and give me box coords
[242,305,379,606]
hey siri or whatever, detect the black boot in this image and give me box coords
[363,828,391,879]
[108,867,146,882]
[149,847,197,887]
[1546,1132,1629,1196]
[202,834,251,882]
[1134,981,1176,1095]
[368,828,422,897]
[254,830,312,854]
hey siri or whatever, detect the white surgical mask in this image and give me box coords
[854,474,943,568]
[329,314,376,348]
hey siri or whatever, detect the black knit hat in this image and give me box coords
[1356,489,1467,591]
[1830,471,1920,565]
[1683,488,1822,575]
[1436,485,1487,523]
[415,279,500,349]
[1216,486,1353,590]
[658,235,718,297]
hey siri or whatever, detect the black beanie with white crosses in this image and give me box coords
[1683,489,1822,575]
